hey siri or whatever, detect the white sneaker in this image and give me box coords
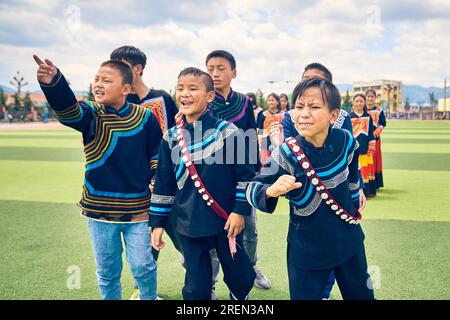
[129,288,163,300]
[253,266,271,289]
[129,289,140,300]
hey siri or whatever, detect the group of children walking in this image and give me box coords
[251,63,386,199]
[34,46,383,300]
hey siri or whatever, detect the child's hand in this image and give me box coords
[174,111,183,125]
[359,188,366,210]
[149,179,155,193]
[269,123,283,147]
[151,227,166,251]
[266,174,302,198]
[33,55,57,84]
[224,213,244,238]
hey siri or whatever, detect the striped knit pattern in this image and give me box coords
[39,70,163,221]
[54,102,83,123]
[209,91,249,123]
[83,102,150,171]
[80,184,151,214]
[236,181,250,206]
[149,194,175,217]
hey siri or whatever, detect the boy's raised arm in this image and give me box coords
[33,55,92,133]
[34,55,77,111]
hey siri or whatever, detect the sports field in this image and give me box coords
[0,120,449,300]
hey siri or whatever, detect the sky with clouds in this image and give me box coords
[1,0,449,95]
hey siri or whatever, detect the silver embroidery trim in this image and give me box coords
[246,181,261,208]
[292,192,322,217]
[349,181,360,191]
[189,126,237,161]
[166,123,237,161]
[237,181,250,189]
[272,147,295,175]
[322,167,349,189]
[151,194,175,204]
[176,170,188,189]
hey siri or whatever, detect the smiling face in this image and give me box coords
[93,66,131,107]
[206,57,236,93]
[294,87,338,142]
[176,74,215,123]
[353,96,366,113]
[267,95,279,112]
[366,91,376,107]
[280,96,289,111]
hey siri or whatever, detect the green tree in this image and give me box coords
[9,71,28,95]
[342,90,352,112]
[13,92,21,111]
[255,89,267,110]
[0,87,7,118]
[23,91,33,112]
[429,92,437,110]
[0,87,6,106]
[170,88,177,107]
[87,83,94,101]
[404,97,411,111]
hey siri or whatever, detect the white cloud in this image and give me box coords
[1,0,449,97]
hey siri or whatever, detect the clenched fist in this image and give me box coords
[266,174,302,198]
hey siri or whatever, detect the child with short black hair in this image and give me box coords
[150,67,256,300]
[247,77,374,300]
[34,55,162,300]
[111,45,178,133]
[205,50,271,290]
[283,62,353,140]
[111,45,181,299]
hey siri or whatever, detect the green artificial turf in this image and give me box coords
[0,120,449,300]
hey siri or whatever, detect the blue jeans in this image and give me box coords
[88,219,157,300]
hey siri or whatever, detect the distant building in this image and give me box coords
[353,80,403,113]
[438,98,450,112]
[6,92,85,107]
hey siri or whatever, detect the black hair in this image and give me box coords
[353,93,367,112]
[365,89,377,97]
[247,92,258,107]
[267,92,281,112]
[291,77,341,112]
[110,46,147,75]
[205,50,236,70]
[100,60,134,85]
[280,93,290,111]
[302,63,333,82]
[178,67,214,92]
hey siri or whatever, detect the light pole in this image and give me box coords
[444,79,447,119]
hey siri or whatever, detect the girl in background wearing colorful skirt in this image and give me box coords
[350,94,377,197]
[257,93,284,165]
[366,89,386,189]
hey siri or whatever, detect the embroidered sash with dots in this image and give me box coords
[285,137,362,225]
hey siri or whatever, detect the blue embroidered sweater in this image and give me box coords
[247,128,365,269]
[39,70,162,222]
